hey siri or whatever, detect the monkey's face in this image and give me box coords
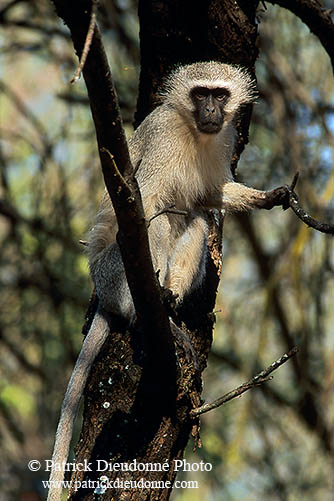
[190,86,231,134]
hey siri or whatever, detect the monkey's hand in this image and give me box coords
[263,185,290,210]
[263,174,299,211]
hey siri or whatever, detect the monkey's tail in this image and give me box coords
[47,310,110,501]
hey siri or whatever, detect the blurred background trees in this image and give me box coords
[0,0,333,499]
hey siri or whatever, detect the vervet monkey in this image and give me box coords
[48,61,289,500]
[88,61,288,320]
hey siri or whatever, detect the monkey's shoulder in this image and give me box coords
[129,105,186,152]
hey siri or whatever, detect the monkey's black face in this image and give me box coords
[190,86,231,134]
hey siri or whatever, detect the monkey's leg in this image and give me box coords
[47,311,110,501]
[161,217,207,368]
[90,243,135,321]
[165,214,208,302]
[147,213,171,285]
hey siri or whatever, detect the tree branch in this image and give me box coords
[70,0,98,84]
[282,172,334,235]
[190,346,299,417]
[147,205,188,228]
[287,190,334,234]
[267,0,334,70]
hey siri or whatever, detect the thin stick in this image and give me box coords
[190,346,299,417]
[100,147,132,197]
[70,0,98,84]
[147,206,188,227]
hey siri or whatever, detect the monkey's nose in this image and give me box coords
[206,106,215,114]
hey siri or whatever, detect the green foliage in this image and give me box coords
[1,385,36,418]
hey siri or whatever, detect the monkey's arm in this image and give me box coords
[47,311,110,501]
[204,182,289,212]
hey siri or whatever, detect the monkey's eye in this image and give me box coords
[215,94,227,101]
[213,88,230,101]
[191,87,209,101]
[193,91,207,100]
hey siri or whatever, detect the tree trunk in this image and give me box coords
[68,1,260,499]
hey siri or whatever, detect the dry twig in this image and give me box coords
[70,0,98,84]
[190,346,299,417]
[147,206,188,227]
[286,173,334,235]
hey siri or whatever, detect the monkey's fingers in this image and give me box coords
[264,186,290,210]
[281,186,291,211]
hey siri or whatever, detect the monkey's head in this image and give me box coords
[162,61,256,135]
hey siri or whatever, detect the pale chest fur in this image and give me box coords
[132,107,235,211]
[163,124,234,209]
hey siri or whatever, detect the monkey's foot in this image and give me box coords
[170,320,199,369]
[161,286,178,314]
